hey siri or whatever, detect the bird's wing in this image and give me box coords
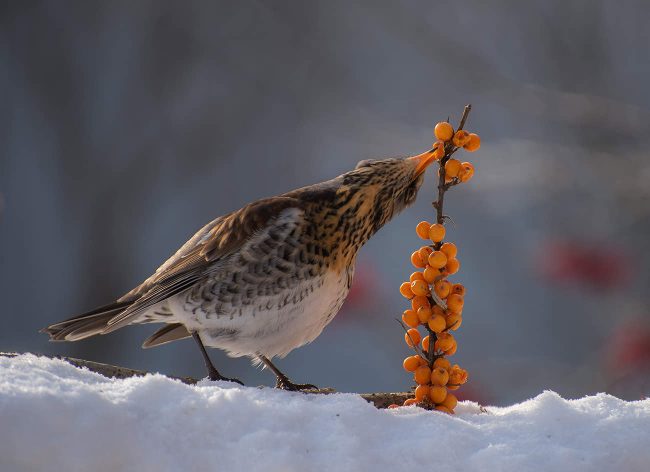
[103,196,303,332]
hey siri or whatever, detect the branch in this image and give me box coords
[0,352,410,409]
[457,104,472,132]
[426,104,472,368]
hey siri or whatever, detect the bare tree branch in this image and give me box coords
[0,352,411,408]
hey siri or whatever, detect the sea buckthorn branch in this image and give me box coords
[393,105,478,412]
[432,104,472,225]
[426,105,473,366]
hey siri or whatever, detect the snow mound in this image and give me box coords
[1,354,649,472]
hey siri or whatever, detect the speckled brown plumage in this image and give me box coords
[42,152,436,389]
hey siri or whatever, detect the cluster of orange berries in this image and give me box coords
[386,116,477,413]
[431,121,480,183]
[393,222,469,412]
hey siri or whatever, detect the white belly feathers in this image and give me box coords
[167,268,351,359]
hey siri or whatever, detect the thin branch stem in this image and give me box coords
[426,104,472,370]
[457,104,472,132]
[396,319,428,359]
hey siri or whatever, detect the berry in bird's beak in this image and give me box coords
[410,151,437,176]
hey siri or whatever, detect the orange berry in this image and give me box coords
[449,366,468,385]
[434,332,455,352]
[459,162,474,182]
[444,159,462,178]
[387,404,400,409]
[463,133,480,152]
[447,384,460,391]
[427,314,446,333]
[402,309,419,328]
[428,224,446,243]
[445,342,457,356]
[451,283,465,297]
[428,251,448,269]
[414,384,430,402]
[447,308,462,320]
[405,328,421,347]
[414,365,431,385]
[430,367,449,386]
[449,374,467,390]
[452,130,471,147]
[403,355,421,372]
[423,266,439,283]
[434,279,452,299]
[410,271,425,283]
[434,122,454,141]
[417,356,429,366]
[432,305,445,317]
[403,398,418,406]
[411,251,426,269]
[429,385,447,404]
[410,279,429,297]
[435,405,453,414]
[421,335,430,352]
[445,258,460,275]
[415,221,432,239]
[411,296,430,312]
[418,246,433,262]
[447,293,464,313]
[434,357,452,371]
[441,392,458,410]
[440,242,457,259]
[446,313,462,331]
[417,306,432,323]
[399,282,414,299]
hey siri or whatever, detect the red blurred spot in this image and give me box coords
[536,239,631,291]
[606,321,650,371]
[341,261,380,312]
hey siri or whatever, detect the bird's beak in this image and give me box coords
[410,151,437,176]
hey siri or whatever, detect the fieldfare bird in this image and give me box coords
[43,152,437,390]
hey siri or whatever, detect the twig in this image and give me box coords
[396,319,428,359]
[426,104,472,369]
[0,352,410,409]
[457,104,472,132]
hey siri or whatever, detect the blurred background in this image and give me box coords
[2,0,650,405]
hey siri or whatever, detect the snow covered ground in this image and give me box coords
[1,354,649,472]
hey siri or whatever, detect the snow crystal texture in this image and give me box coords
[1,354,649,472]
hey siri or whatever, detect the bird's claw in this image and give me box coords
[207,368,244,385]
[275,376,318,392]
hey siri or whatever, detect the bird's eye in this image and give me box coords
[355,159,376,169]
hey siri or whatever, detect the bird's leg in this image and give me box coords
[191,332,243,385]
[258,355,318,391]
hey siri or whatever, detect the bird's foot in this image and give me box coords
[207,367,244,386]
[275,375,318,392]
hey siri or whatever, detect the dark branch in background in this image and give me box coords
[0,352,411,409]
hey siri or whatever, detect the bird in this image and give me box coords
[42,151,437,390]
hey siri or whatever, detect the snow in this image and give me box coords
[1,355,649,472]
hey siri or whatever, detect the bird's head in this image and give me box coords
[333,151,437,240]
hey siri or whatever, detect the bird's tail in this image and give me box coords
[41,301,133,342]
